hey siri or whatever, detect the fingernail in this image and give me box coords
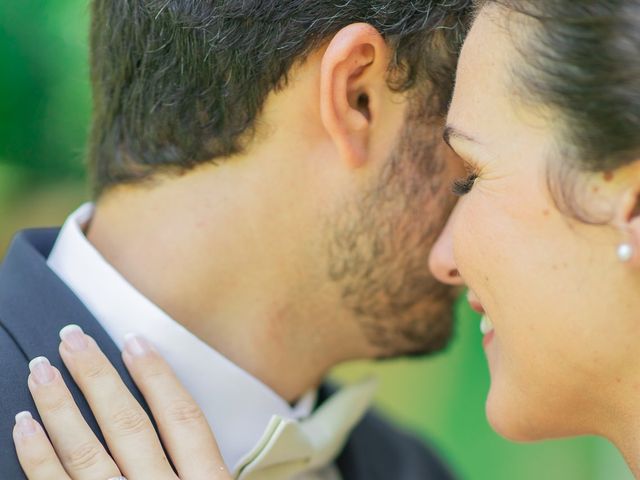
[15,411,37,436]
[124,333,151,357]
[29,357,55,385]
[59,324,88,352]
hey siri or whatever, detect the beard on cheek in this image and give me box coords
[326,104,458,358]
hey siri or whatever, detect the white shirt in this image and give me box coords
[47,203,317,472]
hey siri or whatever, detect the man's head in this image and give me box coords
[87,1,471,365]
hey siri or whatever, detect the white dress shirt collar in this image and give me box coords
[46,203,316,471]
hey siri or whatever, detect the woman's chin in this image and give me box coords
[485,386,548,443]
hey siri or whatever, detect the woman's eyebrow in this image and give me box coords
[443,125,481,149]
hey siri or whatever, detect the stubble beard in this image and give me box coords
[326,102,458,359]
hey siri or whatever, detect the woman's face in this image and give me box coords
[430,6,640,441]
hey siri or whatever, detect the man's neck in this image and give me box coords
[84,170,366,402]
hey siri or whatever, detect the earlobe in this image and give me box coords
[615,187,640,267]
[625,206,640,267]
[319,23,389,169]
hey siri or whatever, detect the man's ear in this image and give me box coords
[319,23,390,169]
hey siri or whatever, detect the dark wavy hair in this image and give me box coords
[478,0,640,222]
[88,0,473,196]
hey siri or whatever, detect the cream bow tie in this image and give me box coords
[233,378,378,480]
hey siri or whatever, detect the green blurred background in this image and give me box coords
[0,1,632,479]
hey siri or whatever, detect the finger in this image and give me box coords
[13,411,71,480]
[27,357,122,480]
[122,334,230,480]
[58,325,175,480]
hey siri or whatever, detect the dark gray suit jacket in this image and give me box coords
[0,228,456,479]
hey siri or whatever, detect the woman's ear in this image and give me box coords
[613,168,640,267]
[319,23,390,169]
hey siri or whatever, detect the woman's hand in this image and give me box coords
[12,325,232,480]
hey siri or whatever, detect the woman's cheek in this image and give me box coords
[452,192,507,286]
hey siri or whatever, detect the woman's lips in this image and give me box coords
[482,328,495,348]
[466,291,485,314]
[468,299,485,314]
[480,314,495,347]
[467,292,495,346]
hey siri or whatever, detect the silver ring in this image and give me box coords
[108,477,127,480]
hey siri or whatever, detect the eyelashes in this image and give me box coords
[452,173,478,196]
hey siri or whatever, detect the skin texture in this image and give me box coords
[86,24,463,403]
[429,6,640,476]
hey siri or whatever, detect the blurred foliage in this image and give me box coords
[0,1,632,479]
[0,0,90,182]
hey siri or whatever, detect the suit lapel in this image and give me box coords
[0,228,153,444]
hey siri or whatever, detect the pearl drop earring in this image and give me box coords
[617,243,634,262]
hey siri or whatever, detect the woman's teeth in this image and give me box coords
[480,314,494,335]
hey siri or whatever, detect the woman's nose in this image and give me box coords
[429,214,465,286]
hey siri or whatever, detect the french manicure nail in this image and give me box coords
[15,411,37,436]
[59,324,88,352]
[29,357,55,385]
[124,333,151,357]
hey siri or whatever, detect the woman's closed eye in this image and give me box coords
[452,171,479,196]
